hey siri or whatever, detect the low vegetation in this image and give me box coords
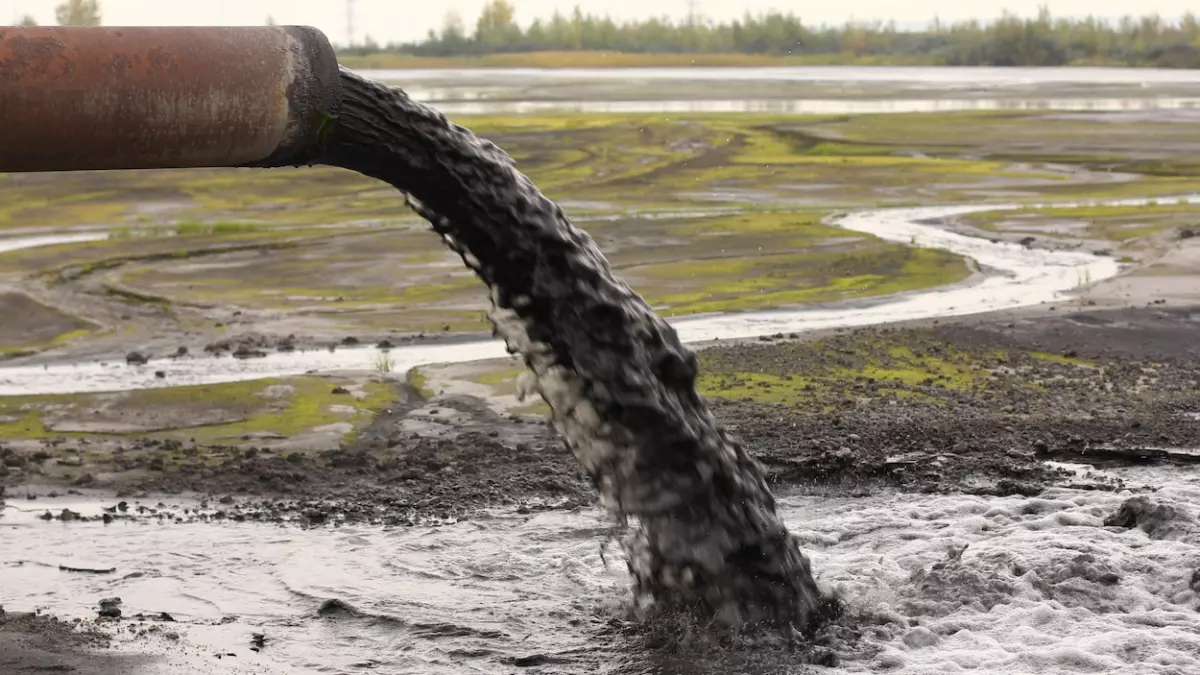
[347,3,1200,69]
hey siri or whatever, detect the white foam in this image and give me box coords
[4,466,1200,673]
[787,476,1200,674]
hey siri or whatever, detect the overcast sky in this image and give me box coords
[9,0,1197,46]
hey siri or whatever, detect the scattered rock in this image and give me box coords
[233,346,267,359]
[97,597,122,619]
[126,352,149,365]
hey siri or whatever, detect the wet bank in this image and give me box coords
[7,193,1193,396]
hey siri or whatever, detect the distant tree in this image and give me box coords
[265,15,277,27]
[442,11,466,42]
[18,14,37,26]
[475,0,519,50]
[55,0,101,26]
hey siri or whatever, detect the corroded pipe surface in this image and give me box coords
[0,26,341,172]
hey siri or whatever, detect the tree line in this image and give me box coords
[23,0,1200,68]
[354,1,1200,68]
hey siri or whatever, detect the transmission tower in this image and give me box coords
[346,0,357,47]
[686,0,701,26]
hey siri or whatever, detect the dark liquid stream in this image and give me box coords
[323,70,838,633]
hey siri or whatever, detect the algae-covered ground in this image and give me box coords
[1,105,1198,469]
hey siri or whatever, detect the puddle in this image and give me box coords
[1,195,1195,395]
[4,462,1199,674]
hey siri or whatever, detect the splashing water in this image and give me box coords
[5,464,1200,674]
[317,69,838,633]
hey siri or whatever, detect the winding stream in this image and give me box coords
[0,195,1190,397]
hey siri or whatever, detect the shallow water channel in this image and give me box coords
[4,462,1200,674]
[1,195,1190,396]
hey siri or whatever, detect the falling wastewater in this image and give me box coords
[318,69,841,635]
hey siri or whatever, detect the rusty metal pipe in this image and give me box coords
[0,26,341,172]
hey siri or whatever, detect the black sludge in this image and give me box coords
[322,70,840,633]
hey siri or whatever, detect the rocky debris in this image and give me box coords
[277,334,297,352]
[1104,495,1200,542]
[97,597,122,619]
[125,351,149,365]
[1,447,27,469]
[205,332,289,357]
[232,345,267,359]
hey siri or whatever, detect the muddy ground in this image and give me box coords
[5,303,1199,523]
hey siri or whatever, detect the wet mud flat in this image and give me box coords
[4,304,1200,673]
[5,304,1200,521]
[0,306,1186,515]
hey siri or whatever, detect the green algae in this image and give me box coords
[0,376,398,442]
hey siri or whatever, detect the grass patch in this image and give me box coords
[636,246,970,316]
[5,112,1193,239]
[406,367,434,397]
[99,208,973,333]
[966,201,1198,244]
[696,342,987,406]
[0,376,397,442]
